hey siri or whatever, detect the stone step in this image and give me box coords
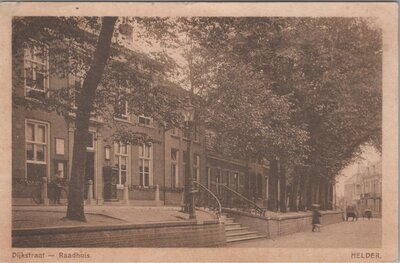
[226,231,258,238]
[225,226,251,234]
[226,235,267,243]
[222,218,235,223]
[223,222,241,228]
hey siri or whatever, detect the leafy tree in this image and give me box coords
[175,17,381,212]
[13,17,182,221]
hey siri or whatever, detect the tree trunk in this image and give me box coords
[268,159,279,212]
[328,183,334,210]
[306,174,313,210]
[289,172,300,212]
[319,180,324,210]
[66,17,117,221]
[298,173,307,211]
[244,156,250,199]
[279,162,287,212]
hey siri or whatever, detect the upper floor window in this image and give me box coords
[114,100,129,120]
[170,127,178,137]
[86,132,95,151]
[193,125,200,142]
[69,74,83,108]
[114,89,130,121]
[138,115,153,127]
[24,42,49,99]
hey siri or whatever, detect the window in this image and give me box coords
[114,99,129,120]
[70,74,83,108]
[171,149,179,188]
[55,138,64,155]
[193,125,200,142]
[206,167,211,189]
[87,133,95,151]
[170,127,178,136]
[114,142,129,185]
[139,143,152,186]
[233,172,239,192]
[24,42,49,99]
[194,154,200,184]
[257,174,263,198]
[216,169,222,195]
[138,115,152,126]
[26,120,48,181]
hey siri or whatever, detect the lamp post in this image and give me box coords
[183,96,196,220]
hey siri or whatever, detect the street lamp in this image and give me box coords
[183,96,196,220]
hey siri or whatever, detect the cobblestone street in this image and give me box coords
[228,219,381,248]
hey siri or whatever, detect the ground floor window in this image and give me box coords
[257,174,263,198]
[26,120,48,181]
[139,143,152,186]
[114,142,129,185]
[194,154,200,184]
[233,172,239,192]
[206,167,211,189]
[216,169,222,195]
[171,149,179,188]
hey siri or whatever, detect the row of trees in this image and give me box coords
[13,16,382,220]
[182,17,382,212]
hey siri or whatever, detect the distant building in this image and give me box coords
[343,160,382,217]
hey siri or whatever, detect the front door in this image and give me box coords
[85,151,95,199]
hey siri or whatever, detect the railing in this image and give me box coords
[193,181,222,217]
[219,184,266,217]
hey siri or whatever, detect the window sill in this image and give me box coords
[24,95,48,103]
[26,160,47,165]
[67,112,104,123]
[138,123,155,129]
[113,117,131,123]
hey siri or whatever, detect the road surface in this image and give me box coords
[228,218,381,248]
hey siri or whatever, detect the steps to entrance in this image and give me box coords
[221,213,266,243]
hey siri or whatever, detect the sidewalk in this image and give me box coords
[13,205,216,229]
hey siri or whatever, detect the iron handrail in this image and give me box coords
[193,180,222,216]
[219,184,266,216]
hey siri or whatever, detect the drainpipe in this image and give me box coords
[163,127,166,206]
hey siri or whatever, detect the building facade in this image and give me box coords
[343,160,382,217]
[12,37,266,207]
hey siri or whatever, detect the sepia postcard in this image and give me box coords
[0,2,398,262]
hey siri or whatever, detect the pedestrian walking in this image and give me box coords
[312,204,322,232]
[52,170,63,205]
[354,207,359,221]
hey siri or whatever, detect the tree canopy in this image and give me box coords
[13,16,382,214]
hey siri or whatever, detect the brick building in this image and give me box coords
[12,36,267,207]
[204,131,269,208]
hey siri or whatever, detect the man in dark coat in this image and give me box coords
[52,170,63,204]
[312,205,322,232]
